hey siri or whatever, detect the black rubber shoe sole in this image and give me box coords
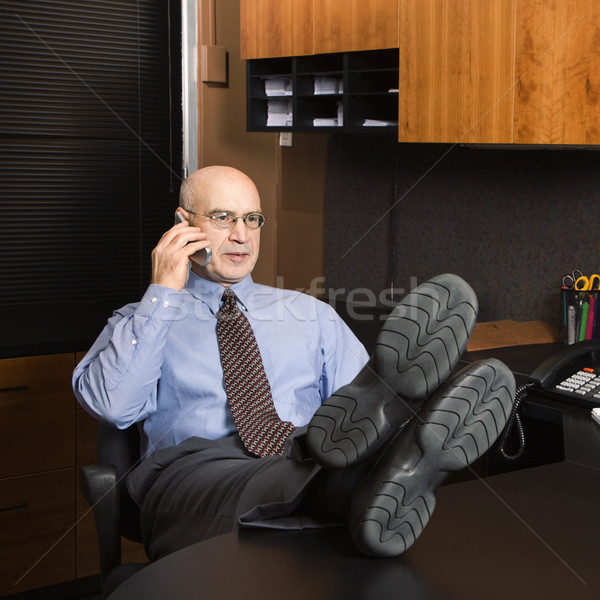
[348,358,515,558]
[306,273,478,470]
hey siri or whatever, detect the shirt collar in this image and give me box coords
[185,271,255,315]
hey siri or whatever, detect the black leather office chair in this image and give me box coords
[80,422,148,597]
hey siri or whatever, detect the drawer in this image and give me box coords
[0,469,75,596]
[0,354,76,477]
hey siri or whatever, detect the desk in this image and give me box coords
[108,461,600,600]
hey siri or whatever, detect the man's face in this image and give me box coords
[188,172,262,286]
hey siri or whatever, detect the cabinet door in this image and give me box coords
[0,354,76,478]
[514,0,600,144]
[398,0,516,143]
[240,0,313,59]
[314,0,399,54]
[0,469,75,595]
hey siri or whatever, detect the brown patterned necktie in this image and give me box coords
[216,289,295,457]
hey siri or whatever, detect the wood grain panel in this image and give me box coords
[399,0,516,143]
[514,0,600,144]
[240,0,313,59]
[314,0,399,54]
[0,469,75,595]
[0,354,76,478]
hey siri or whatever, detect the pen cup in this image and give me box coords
[560,288,600,345]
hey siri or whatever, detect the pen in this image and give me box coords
[579,299,589,342]
[594,292,599,340]
[567,304,576,345]
[586,296,596,339]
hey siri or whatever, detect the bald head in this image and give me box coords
[179,166,260,214]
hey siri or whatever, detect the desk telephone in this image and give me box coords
[528,339,600,409]
[498,340,600,462]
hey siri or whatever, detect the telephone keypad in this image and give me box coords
[555,369,600,399]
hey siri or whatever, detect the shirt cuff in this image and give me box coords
[136,284,186,321]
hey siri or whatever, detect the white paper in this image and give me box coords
[313,118,338,126]
[362,119,398,127]
[267,99,292,127]
[264,77,292,96]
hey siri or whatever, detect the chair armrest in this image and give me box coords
[80,464,122,584]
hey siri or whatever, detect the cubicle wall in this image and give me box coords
[325,137,600,327]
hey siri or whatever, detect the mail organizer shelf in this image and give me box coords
[246,48,399,133]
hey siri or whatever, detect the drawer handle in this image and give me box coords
[0,501,29,512]
[0,385,28,393]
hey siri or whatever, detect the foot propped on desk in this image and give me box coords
[349,359,515,557]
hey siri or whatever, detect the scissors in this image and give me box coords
[574,273,600,291]
[562,269,584,289]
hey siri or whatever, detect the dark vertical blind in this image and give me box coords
[0,0,182,356]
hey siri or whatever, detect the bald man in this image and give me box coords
[153,166,263,291]
[74,166,514,561]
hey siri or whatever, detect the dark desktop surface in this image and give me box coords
[108,460,600,600]
[462,342,562,378]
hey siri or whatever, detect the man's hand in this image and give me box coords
[151,212,208,291]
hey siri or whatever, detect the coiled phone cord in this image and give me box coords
[498,383,532,461]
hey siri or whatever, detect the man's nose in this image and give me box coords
[229,218,249,242]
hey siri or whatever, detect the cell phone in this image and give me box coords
[174,211,211,266]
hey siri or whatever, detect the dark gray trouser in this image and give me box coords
[127,428,364,561]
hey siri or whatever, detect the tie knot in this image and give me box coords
[222,289,236,302]
[220,289,238,315]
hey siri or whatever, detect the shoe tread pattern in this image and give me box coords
[307,274,478,470]
[351,359,515,558]
[376,275,478,400]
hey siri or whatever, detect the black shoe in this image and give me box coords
[307,273,478,470]
[348,358,515,558]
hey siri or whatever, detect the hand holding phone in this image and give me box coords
[175,211,212,266]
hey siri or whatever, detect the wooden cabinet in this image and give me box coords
[0,354,76,595]
[242,0,600,143]
[514,0,600,144]
[398,0,516,144]
[0,470,75,595]
[0,352,147,595]
[399,0,600,144]
[0,354,75,478]
[313,0,399,54]
[241,0,398,59]
[240,0,313,59]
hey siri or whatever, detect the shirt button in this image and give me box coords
[163,301,170,307]
[131,339,137,345]
[151,297,158,303]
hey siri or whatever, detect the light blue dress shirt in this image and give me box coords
[73,273,369,458]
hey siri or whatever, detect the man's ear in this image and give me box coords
[174,208,190,224]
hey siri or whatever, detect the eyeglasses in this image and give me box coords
[186,209,266,229]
